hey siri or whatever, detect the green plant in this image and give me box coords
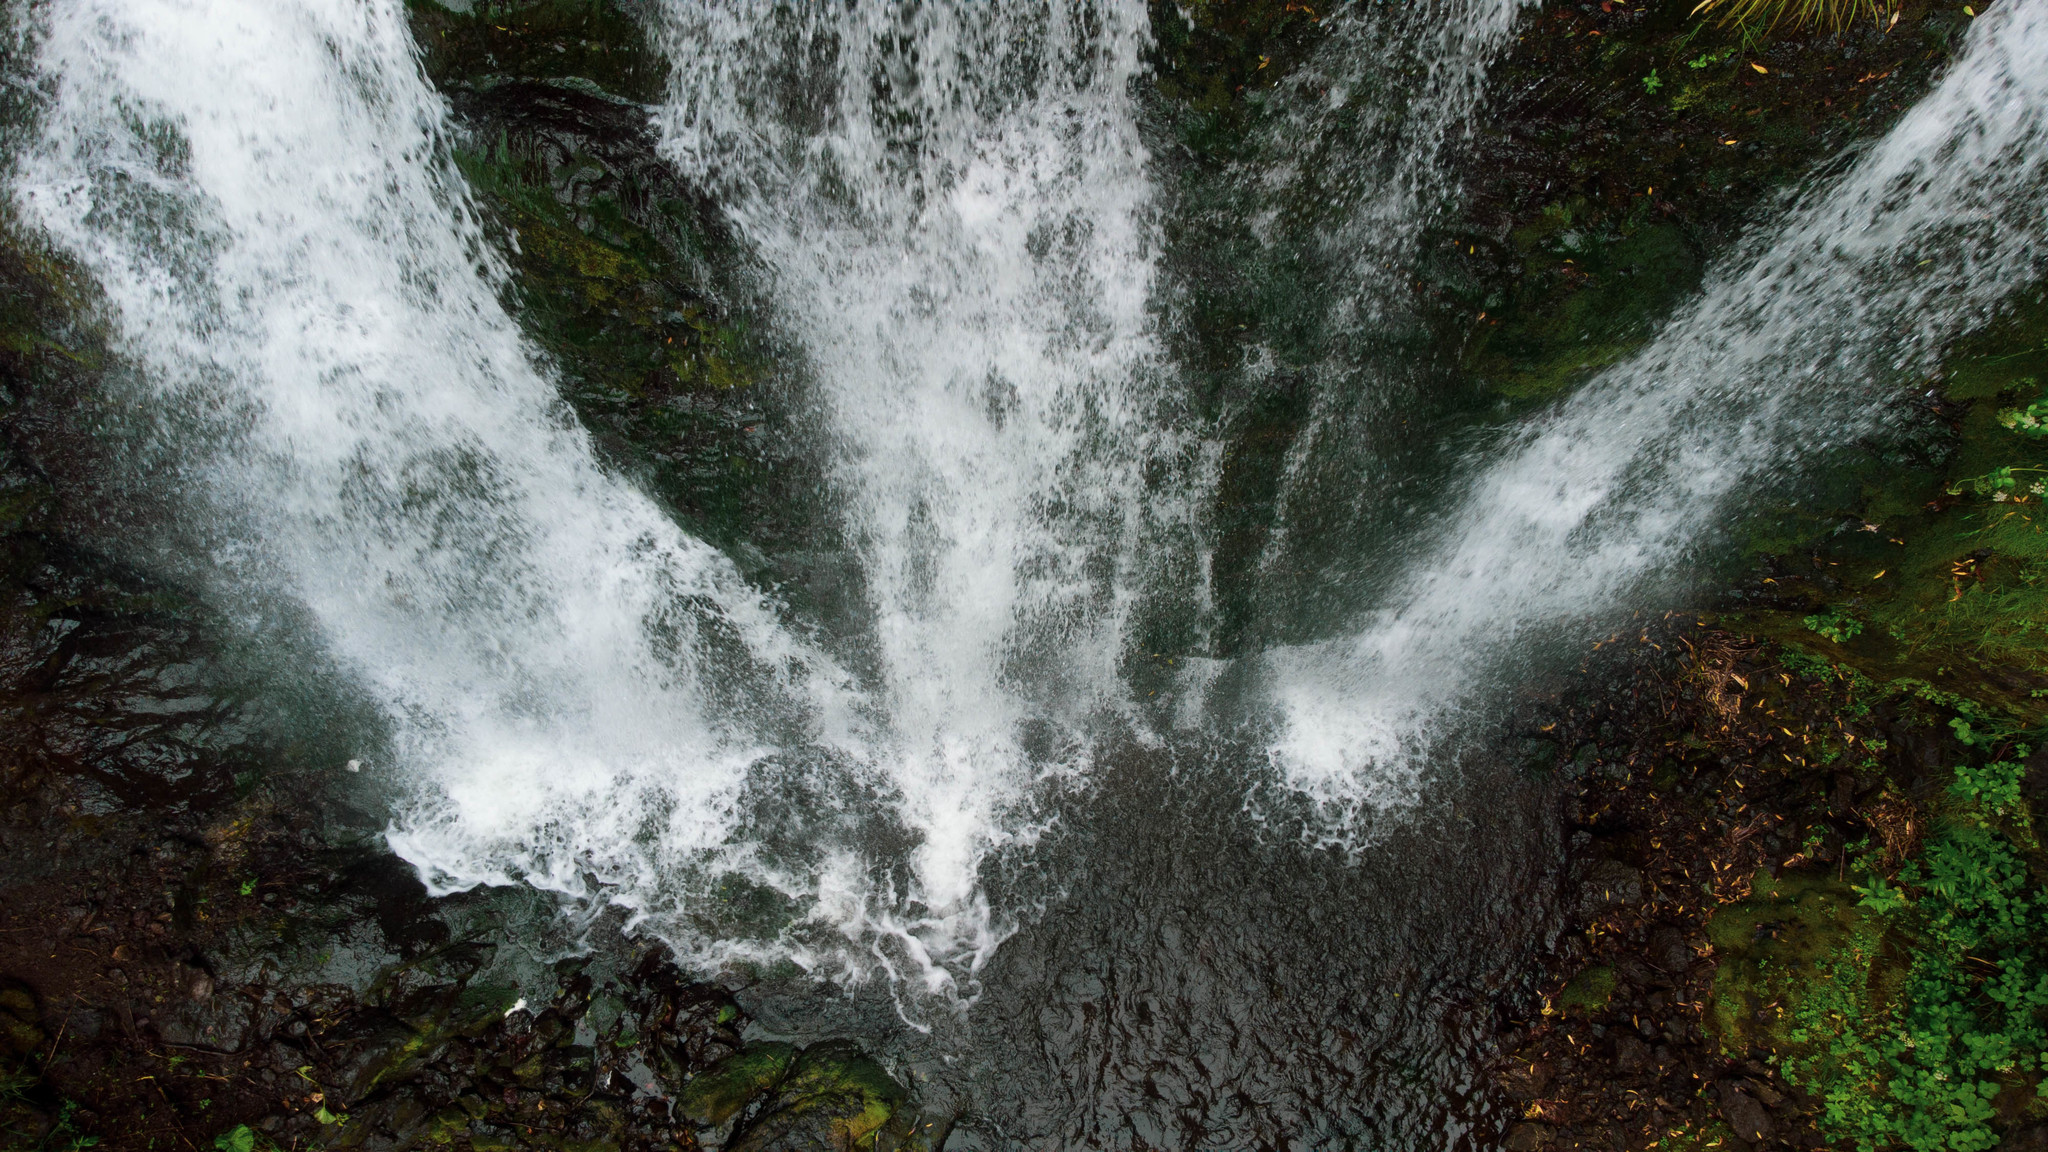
[2,1072,100,1152]
[1852,874,1911,913]
[213,1125,265,1152]
[1687,46,1739,67]
[1946,466,2048,500]
[1943,749,2030,822]
[1805,611,1865,644]
[1779,766,2048,1152]
[1781,647,1838,678]
[1643,68,1664,93]
[1995,381,2047,436]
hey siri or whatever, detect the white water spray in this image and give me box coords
[22,0,2047,1001]
[1269,0,2048,805]
[13,0,881,970]
[652,0,1167,963]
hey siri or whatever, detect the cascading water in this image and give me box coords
[15,0,2048,1138]
[651,0,1173,979]
[1257,0,1530,330]
[11,0,879,974]
[1172,0,1531,689]
[10,0,1187,997]
[1267,0,2048,803]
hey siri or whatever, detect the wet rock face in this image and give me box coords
[1448,0,1960,407]
[408,0,851,610]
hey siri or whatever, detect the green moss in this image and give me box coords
[1729,293,2048,720]
[1703,870,1895,1056]
[775,1042,907,1148]
[676,1040,911,1152]
[1456,0,1957,409]
[1557,964,1619,1016]
[1679,671,2048,1152]
[1470,218,1703,402]
[677,1043,796,1128]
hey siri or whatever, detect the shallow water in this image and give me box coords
[725,736,1563,1150]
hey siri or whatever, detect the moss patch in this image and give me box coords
[1702,869,1897,1058]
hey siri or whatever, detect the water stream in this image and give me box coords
[10,0,2048,1144]
[1267,0,2048,800]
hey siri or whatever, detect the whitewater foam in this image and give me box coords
[652,0,1169,955]
[13,0,886,974]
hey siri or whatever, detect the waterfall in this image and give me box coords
[650,0,1168,970]
[1267,0,2048,807]
[12,0,874,971]
[18,0,2047,1008]
[9,0,1184,992]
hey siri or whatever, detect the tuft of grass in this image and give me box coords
[1689,0,1894,35]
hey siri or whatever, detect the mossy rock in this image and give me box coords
[1470,221,1702,402]
[677,1041,797,1128]
[1703,869,1899,1057]
[1555,965,1617,1016]
[678,1039,910,1151]
[407,17,846,597]
[776,1040,906,1148]
[408,0,666,103]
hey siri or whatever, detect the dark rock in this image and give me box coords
[1504,1121,1555,1151]
[1718,1082,1775,1143]
[1500,1059,1553,1099]
[1613,1035,1652,1075]
[159,991,253,1052]
[63,1007,102,1039]
[1650,926,1691,973]
[1579,860,1645,910]
[2000,1123,2048,1152]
